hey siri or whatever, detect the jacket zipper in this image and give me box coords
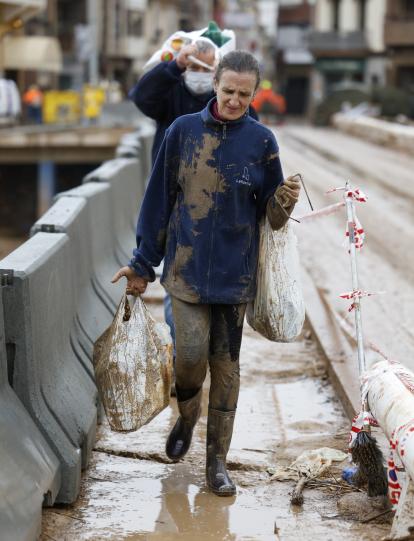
[206,123,226,298]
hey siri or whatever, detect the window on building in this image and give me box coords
[127,11,143,37]
[403,0,414,17]
[358,0,367,30]
[331,0,340,31]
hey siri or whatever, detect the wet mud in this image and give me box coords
[42,282,392,540]
[279,125,414,369]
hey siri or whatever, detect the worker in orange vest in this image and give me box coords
[23,84,44,124]
[251,80,286,125]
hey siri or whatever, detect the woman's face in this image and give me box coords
[214,70,257,121]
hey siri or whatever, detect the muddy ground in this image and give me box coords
[41,292,392,540]
[279,125,414,370]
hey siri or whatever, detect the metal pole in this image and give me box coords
[37,161,56,217]
[344,180,369,425]
[87,0,99,85]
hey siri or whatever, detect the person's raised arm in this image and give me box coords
[128,61,183,120]
[128,44,198,121]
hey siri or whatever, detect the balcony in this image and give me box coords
[309,31,368,57]
[109,36,147,60]
[124,0,147,10]
[384,18,414,47]
[0,0,47,24]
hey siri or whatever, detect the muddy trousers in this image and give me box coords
[169,297,246,495]
[171,297,246,410]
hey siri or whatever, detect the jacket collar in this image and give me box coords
[201,97,249,129]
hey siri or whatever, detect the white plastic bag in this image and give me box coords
[93,295,173,432]
[247,220,305,342]
[143,26,235,73]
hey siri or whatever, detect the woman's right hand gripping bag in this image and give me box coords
[247,219,305,342]
[93,295,173,432]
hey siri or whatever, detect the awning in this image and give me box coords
[316,58,365,73]
[283,49,314,65]
[1,35,63,73]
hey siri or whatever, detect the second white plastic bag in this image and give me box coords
[247,220,305,342]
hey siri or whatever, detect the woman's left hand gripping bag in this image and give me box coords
[93,295,173,432]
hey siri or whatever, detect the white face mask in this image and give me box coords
[183,70,214,95]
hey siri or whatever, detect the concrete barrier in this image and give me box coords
[0,292,60,540]
[0,232,97,503]
[55,182,125,312]
[83,158,144,264]
[98,101,142,129]
[115,131,142,159]
[332,113,414,153]
[31,196,114,376]
[136,121,155,182]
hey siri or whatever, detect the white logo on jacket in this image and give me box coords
[236,166,251,186]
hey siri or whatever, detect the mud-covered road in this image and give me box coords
[42,299,391,540]
[41,125,410,540]
[279,125,414,370]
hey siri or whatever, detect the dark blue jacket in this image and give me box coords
[129,98,284,305]
[128,60,258,164]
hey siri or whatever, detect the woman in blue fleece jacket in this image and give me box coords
[113,51,301,497]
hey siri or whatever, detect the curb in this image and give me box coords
[302,267,360,420]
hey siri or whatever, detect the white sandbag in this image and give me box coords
[94,295,173,432]
[247,220,305,342]
[364,359,414,483]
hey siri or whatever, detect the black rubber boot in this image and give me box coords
[206,408,236,497]
[166,388,202,462]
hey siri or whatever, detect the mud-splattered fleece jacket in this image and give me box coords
[129,97,285,304]
[128,59,258,164]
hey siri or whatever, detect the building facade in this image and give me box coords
[309,0,386,105]
[276,0,315,115]
[384,0,414,92]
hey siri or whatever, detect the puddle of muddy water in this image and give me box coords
[41,300,392,541]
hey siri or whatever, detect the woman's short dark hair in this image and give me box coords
[215,51,261,89]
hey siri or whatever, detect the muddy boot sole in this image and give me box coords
[207,479,236,497]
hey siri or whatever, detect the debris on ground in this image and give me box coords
[267,447,348,505]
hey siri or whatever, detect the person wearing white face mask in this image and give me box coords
[129,38,258,165]
[183,70,215,95]
[128,39,258,396]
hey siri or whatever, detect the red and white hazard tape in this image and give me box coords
[326,185,367,249]
[295,201,345,222]
[339,289,385,313]
[345,216,365,249]
[326,185,368,203]
[348,410,379,450]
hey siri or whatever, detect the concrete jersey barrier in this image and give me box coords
[56,182,125,311]
[0,292,60,540]
[333,113,414,154]
[0,232,97,503]
[31,196,114,378]
[83,158,144,264]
